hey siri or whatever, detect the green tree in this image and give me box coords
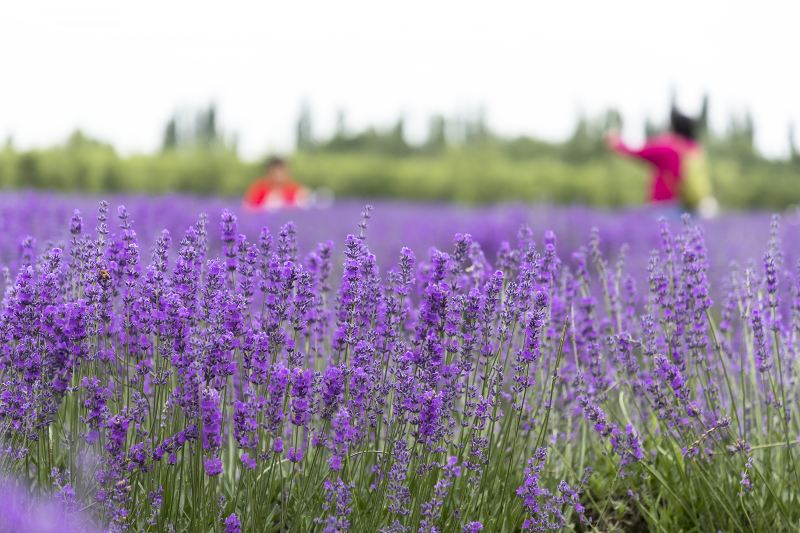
[387,117,410,155]
[162,116,178,151]
[424,115,447,153]
[296,102,314,151]
[196,104,218,147]
[17,153,41,188]
[603,109,623,132]
[465,106,491,146]
[335,110,347,138]
[564,114,603,163]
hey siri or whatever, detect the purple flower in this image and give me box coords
[204,456,223,477]
[288,447,304,463]
[329,407,355,471]
[200,387,223,476]
[290,367,315,428]
[104,414,129,458]
[751,308,771,373]
[241,452,257,470]
[321,365,345,416]
[418,390,444,445]
[200,387,222,450]
[224,513,242,533]
[317,477,352,532]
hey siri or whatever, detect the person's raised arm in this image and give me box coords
[606,133,671,166]
[606,131,638,157]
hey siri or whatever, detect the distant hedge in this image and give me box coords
[1,133,798,209]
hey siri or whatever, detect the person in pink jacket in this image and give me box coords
[607,108,706,211]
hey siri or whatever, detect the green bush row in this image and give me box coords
[0,135,798,208]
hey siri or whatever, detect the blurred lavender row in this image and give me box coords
[1,191,796,281]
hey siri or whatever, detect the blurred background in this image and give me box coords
[0,0,798,209]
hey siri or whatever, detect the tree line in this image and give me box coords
[0,100,798,208]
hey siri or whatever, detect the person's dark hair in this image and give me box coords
[264,156,286,173]
[670,107,697,141]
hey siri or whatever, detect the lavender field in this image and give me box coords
[1,191,796,279]
[1,191,799,532]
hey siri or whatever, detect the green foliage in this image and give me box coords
[1,102,799,209]
[160,103,230,152]
[0,133,257,196]
[291,149,648,206]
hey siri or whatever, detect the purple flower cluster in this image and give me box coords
[0,196,797,531]
[516,448,589,531]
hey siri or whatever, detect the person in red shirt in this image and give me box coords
[606,108,704,209]
[243,157,310,211]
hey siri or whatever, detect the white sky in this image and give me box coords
[1,0,798,158]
